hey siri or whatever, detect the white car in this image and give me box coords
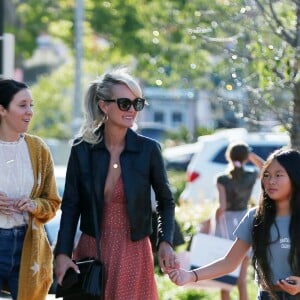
[54,165,67,198]
[163,142,202,171]
[179,128,290,204]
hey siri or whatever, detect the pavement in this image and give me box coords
[0,294,62,299]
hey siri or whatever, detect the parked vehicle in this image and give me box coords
[46,165,83,249]
[46,165,83,294]
[135,122,170,143]
[163,142,201,171]
[53,165,67,198]
[179,128,290,204]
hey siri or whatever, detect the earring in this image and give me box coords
[102,113,108,123]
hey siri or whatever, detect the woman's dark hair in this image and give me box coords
[0,79,28,109]
[226,142,250,162]
[252,148,300,298]
[225,141,250,178]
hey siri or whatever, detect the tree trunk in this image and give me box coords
[292,82,300,149]
[291,2,300,150]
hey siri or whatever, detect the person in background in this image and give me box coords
[54,68,179,299]
[213,141,264,300]
[168,148,300,300]
[0,79,61,300]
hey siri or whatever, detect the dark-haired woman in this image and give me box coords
[214,141,264,300]
[0,79,61,300]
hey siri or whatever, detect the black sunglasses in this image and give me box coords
[104,97,146,111]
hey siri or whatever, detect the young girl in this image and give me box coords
[168,148,300,300]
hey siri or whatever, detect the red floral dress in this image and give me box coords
[73,177,158,300]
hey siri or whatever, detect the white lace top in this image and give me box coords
[0,135,34,228]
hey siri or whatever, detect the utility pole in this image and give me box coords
[0,0,14,79]
[72,0,84,135]
[0,0,4,76]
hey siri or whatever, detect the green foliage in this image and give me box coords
[156,274,219,300]
[29,63,74,138]
[195,127,215,138]
[166,126,193,143]
[167,170,186,205]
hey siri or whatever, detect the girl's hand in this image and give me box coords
[277,276,300,295]
[168,268,195,286]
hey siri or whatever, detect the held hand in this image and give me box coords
[277,276,300,295]
[55,254,80,285]
[168,269,194,286]
[157,241,180,273]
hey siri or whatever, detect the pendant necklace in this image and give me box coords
[113,163,119,169]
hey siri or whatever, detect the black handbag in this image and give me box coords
[56,150,104,299]
[55,258,104,298]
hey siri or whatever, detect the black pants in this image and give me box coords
[257,290,300,300]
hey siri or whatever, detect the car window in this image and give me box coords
[138,128,167,142]
[211,146,227,164]
[249,145,283,160]
[211,144,285,165]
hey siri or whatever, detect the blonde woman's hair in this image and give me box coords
[76,68,142,144]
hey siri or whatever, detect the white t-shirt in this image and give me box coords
[0,136,34,228]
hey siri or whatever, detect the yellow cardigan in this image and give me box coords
[17,134,61,300]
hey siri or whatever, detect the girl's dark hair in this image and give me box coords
[0,79,28,109]
[252,148,300,298]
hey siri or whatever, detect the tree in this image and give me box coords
[10,0,300,148]
[203,0,300,148]
[250,0,300,148]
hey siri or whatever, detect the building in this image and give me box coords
[138,86,213,137]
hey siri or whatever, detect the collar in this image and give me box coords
[92,128,141,153]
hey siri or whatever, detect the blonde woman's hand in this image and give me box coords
[158,241,180,273]
[55,254,80,285]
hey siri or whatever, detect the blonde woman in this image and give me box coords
[55,68,179,299]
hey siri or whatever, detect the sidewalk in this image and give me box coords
[0,294,62,299]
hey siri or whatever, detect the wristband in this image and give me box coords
[192,270,198,282]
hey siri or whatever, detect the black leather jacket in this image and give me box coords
[55,129,175,257]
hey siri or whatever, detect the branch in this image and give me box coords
[201,32,242,43]
[244,85,292,132]
[255,0,296,46]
